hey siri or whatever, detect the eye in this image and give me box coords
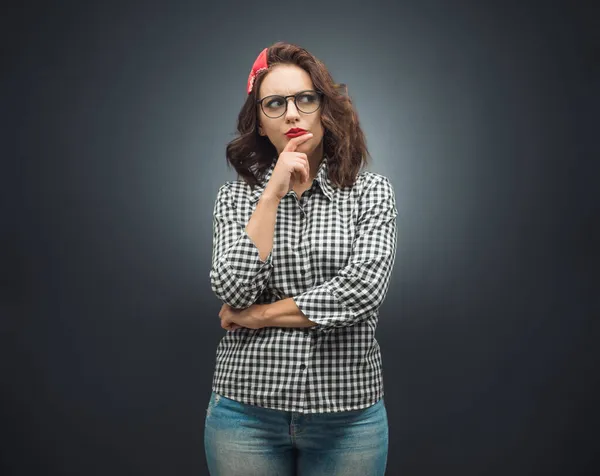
[265,97,284,108]
[298,92,318,103]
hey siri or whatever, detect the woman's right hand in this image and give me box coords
[263,133,313,201]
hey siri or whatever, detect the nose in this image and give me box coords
[285,97,300,121]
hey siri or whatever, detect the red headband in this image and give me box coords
[247,47,268,95]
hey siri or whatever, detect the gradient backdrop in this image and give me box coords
[3,0,598,475]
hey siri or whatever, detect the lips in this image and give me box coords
[285,128,308,138]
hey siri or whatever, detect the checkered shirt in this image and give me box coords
[209,154,398,413]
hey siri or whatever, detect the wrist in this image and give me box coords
[261,189,282,204]
[256,303,271,327]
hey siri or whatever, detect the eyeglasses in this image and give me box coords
[256,89,323,118]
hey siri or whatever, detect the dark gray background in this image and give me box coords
[3,0,598,474]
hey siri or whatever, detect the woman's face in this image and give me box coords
[257,64,324,157]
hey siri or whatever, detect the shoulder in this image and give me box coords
[215,180,253,204]
[352,170,395,199]
[348,171,397,221]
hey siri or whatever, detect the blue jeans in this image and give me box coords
[204,391,388,475]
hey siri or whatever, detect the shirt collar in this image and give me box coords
[250,153,334,204]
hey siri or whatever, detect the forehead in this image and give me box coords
[259,64,314,97]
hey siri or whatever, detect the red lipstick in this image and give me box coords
[285,128,308,138]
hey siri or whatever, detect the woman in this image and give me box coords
[204,41,398,476]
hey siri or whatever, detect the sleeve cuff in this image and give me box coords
[220,230,273,283]
[292,283,340,333]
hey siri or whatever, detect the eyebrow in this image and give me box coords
[262,89,313,96]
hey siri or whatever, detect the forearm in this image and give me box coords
[245,192,280,262]
[261,297,318,328]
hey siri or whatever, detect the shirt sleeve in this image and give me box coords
[209,183,274,309]
[292,176,398,331]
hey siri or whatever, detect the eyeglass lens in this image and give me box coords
[261,91,321,118]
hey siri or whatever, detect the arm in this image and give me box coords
[209,183,280,309]
[260,298,318,328]
[268,176,397,332]
[219,299,316,330]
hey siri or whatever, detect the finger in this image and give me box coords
[291,169,306,185]
[291,158,309,183]
[283,132,313,153]
[295,154,310,182]
[226,323,242,331]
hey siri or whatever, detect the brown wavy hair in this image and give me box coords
[225,41,371,189]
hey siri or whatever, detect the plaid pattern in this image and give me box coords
[209,154,398,413]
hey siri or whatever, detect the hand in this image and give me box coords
[219,303,267,331]
[264,133,313,201]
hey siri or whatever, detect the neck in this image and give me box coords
[307,141,324,181]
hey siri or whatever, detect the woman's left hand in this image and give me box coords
[219,303,267,331]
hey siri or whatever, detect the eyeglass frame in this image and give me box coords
[255,89,324,118]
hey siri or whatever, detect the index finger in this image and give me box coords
[283,132,313,152]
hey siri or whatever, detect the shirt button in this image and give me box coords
[300,364,306,370]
